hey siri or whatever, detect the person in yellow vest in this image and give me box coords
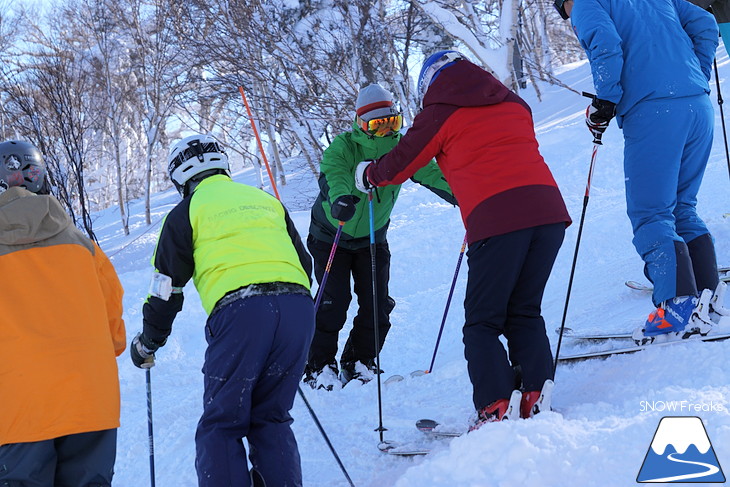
[130,134,314,487]
[0,140,125,486]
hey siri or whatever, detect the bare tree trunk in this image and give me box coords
[286,122,319,177]
[145,134,154,225]
[115,133,129,235]
[258,82,286,186]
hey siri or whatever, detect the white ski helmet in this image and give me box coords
[167,134,230,196]
[0,140,46,194]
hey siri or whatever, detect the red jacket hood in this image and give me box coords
[423,60,514,108]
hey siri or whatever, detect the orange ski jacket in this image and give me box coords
[0,187,126,445]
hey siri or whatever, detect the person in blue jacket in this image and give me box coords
[555,0,722,340]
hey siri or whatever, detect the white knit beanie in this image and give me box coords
[355,84,396,121]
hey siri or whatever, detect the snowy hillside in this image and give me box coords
[98,54,730,486]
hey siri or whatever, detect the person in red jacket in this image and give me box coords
[356,51,571,428]
[0,140,126,486]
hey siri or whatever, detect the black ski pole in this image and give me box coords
[553,141,600,373]
[145,367,156,487]
[367,189,387,443]
[425,235,467,374]
[713,57,730,181]
[297,387,356,487]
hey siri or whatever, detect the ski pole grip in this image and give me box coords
[582,91,596,100]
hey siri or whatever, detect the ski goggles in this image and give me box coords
[553,0,570,20]
[357,114,403,137]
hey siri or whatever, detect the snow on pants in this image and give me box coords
[463,223,564,410]
[0,429,116,487]
[622,94,718,306]
[306,235,394,371]
[195,292,314,487]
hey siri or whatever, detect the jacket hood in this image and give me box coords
[423,60,511,108]
[0,187,72,245]
[350,120,401,154]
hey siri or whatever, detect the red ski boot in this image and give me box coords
[520,380,554,418]
[469,390,522,431]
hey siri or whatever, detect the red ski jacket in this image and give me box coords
[368,60,571,244]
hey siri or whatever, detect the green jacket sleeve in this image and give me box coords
[411,161,458,205]
[319,134,360,205]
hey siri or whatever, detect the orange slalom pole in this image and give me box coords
[239,86,281,200]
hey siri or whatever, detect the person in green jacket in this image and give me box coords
[304,83,457,390]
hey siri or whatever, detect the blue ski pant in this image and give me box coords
[0,429,116,487]
[622,94,718,306]
[195,292,314,487]
[463,223,564,410]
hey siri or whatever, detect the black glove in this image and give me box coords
[585,98,616,142]
[130,332,162,369]
[330,195,360,222]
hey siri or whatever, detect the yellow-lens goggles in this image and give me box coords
[358,114,403,137]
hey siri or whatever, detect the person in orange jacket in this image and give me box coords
[0,140,126,486]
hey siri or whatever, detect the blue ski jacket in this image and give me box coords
[571,0,718,126]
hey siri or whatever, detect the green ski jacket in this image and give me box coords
[309,121,456,249]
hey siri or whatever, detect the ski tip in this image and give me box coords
[555,327,574,336]
[410,370,427,378]
[625,280,652,292]
[384,374,404,385]
[416,419,439,431]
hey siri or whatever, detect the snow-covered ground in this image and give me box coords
[98,54,730,486]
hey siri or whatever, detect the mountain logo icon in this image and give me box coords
[637,416,726,483]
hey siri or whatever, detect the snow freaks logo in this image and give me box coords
[637,416,726,483]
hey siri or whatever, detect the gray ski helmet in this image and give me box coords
[167,134,230,196]
[0,140,46,194]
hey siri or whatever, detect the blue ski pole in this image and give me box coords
[368,190,387,442]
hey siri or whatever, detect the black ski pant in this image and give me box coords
[306,235,394,372]
[0,429,116,486]
[463,223,564,410]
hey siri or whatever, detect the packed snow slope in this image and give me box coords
[99,54,730,486]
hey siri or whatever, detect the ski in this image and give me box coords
[627,268,730,292]
[416,419,464,438]
[383,369,428,385]
[558,332,730,362]
[378,440,430,456]
[556,327,632,340]
[625,280,652,292]
[564,331,633,341]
